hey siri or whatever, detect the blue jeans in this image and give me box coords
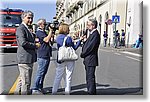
[32,58,50,90]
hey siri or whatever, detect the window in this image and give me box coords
[78,7,82,18]
[78,24,80,30]
[92,0,94,9]
[105,11,109,21]
[90,0,92,10]
[127,16,131,27]
[87,1,90,11]
[84,3,86,14]
[83,22,86,30]
[81,24,82,35]
[95,0,97,7]
[1,14,22,27]
[75,11,77,21]
[99,15,102,24]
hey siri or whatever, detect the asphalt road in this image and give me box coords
[0,46,143,95]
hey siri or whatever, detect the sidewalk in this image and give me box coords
[100,46,143,55]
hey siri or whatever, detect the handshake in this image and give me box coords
[80,35,87,42]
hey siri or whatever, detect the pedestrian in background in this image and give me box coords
[120,29,125,47]
[114,30,120,48]
[103,31,108,47]
[134,34,143,48]
[32,19,53,94]
[15,10,40,95]
[80,19,100,95]
[52,23,83,95]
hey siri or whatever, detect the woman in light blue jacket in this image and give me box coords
[52,23,83,95]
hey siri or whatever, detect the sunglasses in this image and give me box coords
[27,17,33,19]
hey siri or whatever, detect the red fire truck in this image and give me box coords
[0,8,23,49]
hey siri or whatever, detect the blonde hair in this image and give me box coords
[59,23,69,34]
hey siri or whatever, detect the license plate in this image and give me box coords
[6,44,11,47]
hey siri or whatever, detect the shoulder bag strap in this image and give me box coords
[62,36,68,46]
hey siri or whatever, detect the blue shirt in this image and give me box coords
[122,32,125,36]
[56,34,81,50]
[36,29,52,59]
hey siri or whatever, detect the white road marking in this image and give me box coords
[100,49,111,52]
[121,51,142,57]
[114,53,121,56]
[126,56,142,62]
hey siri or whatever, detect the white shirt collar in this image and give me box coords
[22,22,34,37]
[37,27,44,32]
[90,29,97,35]
[22,22,29,29]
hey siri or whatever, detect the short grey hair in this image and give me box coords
[37,18,46,26]
[89,19,98,28]
[21,10,34,20]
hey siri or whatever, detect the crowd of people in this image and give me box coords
[15,10,100,95]
[103,29,126,48]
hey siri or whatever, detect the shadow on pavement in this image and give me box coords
[2,83,142,95]
[1,48,17,53]
[42,83,142,95]
[0,64,18,67]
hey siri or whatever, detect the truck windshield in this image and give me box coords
[0,14,22,27]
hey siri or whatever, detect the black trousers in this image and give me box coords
[85,65,96,95]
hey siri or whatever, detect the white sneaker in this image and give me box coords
[32,90,43,95]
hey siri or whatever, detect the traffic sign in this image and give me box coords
[112,15,120,23]
[105,19,112,25]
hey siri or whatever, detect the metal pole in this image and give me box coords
[114,12,117,48]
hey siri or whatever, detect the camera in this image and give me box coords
[45,17,59,33]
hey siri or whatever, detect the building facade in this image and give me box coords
[56,0,142,47]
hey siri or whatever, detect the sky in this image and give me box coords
[0,0,56,23]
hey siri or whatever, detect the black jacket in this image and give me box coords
[81,29,100,66]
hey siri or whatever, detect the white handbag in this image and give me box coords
[58,36,78,61]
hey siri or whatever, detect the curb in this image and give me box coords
[100,46,142,54]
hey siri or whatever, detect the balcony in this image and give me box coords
[77,0,84,8]
[66,1,83,18]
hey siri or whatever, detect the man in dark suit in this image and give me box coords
[81,19,100,95]
[15,10,40,95]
